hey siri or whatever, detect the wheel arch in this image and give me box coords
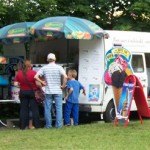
[103,99,116,122]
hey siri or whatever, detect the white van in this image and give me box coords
[1,30,150,122]
[78,30,150,122]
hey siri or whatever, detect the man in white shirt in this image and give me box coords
[34,53,67,128]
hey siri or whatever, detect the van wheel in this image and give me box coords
[103,101,116,122]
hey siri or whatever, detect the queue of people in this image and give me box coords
[14,53,86,129]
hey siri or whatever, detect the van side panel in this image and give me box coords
[78,36,105,104]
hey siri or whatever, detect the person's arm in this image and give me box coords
[82,87,86,96]
[34,73,46,86]
[14,72,20,88]
[35,80,43,88]
[61,75,67,89]
[79,82,86,95]
[60,67,68,89]
[64,87,73,100]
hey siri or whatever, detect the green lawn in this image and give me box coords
[0,120,150,150]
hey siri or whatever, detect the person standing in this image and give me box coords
[14,60,40,129]
[64,69,86,126]
[34,53,67,128]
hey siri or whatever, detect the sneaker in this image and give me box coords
[65,124,70,126]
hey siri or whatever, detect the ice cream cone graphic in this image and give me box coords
[112,86,122,110]
[104,50,133,113]
[111,69,127,109]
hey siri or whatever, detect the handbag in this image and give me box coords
[34,88,44,103]
[22,71,44,103]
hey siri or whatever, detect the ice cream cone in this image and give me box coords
[112,86,122,110]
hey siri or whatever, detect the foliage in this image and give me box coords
[25,0,57,21]
[91,0,150,31]
[127,0,150,31]
[0,0,57,26]
[0,0,149,31]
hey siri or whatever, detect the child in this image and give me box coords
[64,69,86,126]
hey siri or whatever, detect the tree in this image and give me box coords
[0,0,7,27]
[55,0,150,31]
[0,0,29,26]
[25,0,57,21]
[126,0,150,31]
[91,0,150,31]
[0,0,149,31]
[0,0,57,26]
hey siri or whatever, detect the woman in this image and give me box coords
[14,60,40,129]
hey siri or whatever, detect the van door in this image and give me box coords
[131,53,148,97]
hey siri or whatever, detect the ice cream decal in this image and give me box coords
[104,47,133,110]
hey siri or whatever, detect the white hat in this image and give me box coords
[47,53,56,61]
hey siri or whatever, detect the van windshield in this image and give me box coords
[131,55,144,73]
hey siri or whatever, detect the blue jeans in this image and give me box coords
[64,101,79,125]
[44,94,62,128]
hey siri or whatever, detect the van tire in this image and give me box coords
[103,101,116,122]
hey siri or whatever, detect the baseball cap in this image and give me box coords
[47,53,56,61]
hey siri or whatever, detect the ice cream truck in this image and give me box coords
[0,30,150,122]
[78,30,150,122]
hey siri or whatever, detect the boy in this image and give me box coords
[64,69,86,126]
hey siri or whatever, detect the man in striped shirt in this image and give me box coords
[34,53,67,128]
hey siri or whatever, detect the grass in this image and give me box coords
[0,120,150,150]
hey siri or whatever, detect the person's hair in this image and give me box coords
[68,69,77,78]
[48,59,55,62]
[22,60,32,74]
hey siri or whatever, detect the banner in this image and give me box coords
[104,47,133,111]
[118,82,135,118]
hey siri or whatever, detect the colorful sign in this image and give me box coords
[66,32,92,39]
[104,47,133,111]
[104,47,133,86]
[43,22,63,30]
[88,84,100,102]
[11,85,20,102]
[7,28,26,37]
[118,82,134,117]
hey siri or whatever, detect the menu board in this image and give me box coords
[78,39,105,104]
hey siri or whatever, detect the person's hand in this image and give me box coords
[42,80,47,86]
[64,96,68,101]
[61,85,66,89]
[83,90,86,96]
